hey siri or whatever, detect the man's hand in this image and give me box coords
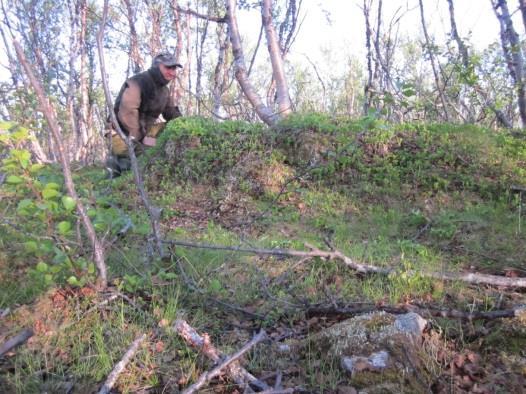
[142,136,157,147]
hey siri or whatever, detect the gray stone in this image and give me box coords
[394,312,427,337]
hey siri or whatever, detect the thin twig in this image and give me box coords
[97,333,147,394]
[175,255,265,319]
[181,329,267,394]
[174,319,269,392]
[0,328,33,357]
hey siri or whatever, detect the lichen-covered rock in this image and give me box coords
[309,312,431,393]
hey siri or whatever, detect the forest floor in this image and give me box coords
[1,115,526,393]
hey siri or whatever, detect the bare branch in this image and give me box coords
[0,328,33,357]
[174,5,227,23]
[98,333,147,394]
[164,239,526,288]
[174,319,270,392]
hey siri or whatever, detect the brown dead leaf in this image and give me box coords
[466,351,481,364]
[453,353,466,368]
[158,318,170,328]
[155,341,165,353]
[34,319,46,335]
[79,286,95,298]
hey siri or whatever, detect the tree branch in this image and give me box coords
[98,333,147,394]
[0,328,33,357]
[13,40,108,289]
[163,239,526,288]
[174,319,269,392]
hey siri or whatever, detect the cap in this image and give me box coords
[152,53,183,68]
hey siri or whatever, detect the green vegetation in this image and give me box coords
[1,115,525,392]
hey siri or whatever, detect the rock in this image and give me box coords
[394,312,427,337]
[341,350,390,375]
[337,386,358,394]
[309,311,431,393]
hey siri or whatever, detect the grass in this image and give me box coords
[1,115,526,392]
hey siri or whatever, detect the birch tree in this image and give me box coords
[492,0,526,128]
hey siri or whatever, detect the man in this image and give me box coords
[107,53,183,177]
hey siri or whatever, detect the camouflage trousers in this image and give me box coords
[106,122,166,178]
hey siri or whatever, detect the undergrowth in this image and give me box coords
[1,114,525,393]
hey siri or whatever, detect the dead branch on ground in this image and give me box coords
[97,333,147,394]
[165,239,526,288]
[174,319,270,392]
[0,328,34,357]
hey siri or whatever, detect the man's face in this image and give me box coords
[159,63,179,81]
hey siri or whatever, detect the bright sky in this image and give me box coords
[240,0,507,66]
[0,1,517,90]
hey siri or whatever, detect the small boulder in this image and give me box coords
[310,311,431,393]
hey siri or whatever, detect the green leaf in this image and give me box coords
[67,276,79,286]
[87,208,97,218]
[6,175,23,184]
[208,278,222,293]
[45,182,60,190]
[29,164,45,173]
[24,241,38,253]
[61,196,76,211]
[57,221,72,235]
[36,261,49,272]
[44,274,53,283]
[87,263,95,275]
[50,265,62,274]
[17,199,34,214]
[42,188,60,199]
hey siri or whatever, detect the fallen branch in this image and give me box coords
[306,303,526,322]
[0,308,10,319]
[181,329,267,394]
[164,239,526,288]
[174,319,270,392]
[98,333,147,394]
[0,328,34,357]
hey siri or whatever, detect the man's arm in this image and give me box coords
[162,103,182,121]
[117,80,143,141]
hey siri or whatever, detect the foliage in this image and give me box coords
[1,115,526,393]
[0,125,128,291]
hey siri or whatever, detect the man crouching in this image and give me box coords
[107,53,182,177]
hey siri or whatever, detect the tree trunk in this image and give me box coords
[212,23,230,118]
[14,40,108,289]
[262,0,292,117]
[418,0,450,122]
[447,0,511,127]
[363,0,374,115]
[78,0,93,162]
[195,11,209,116]
[144,0,162,56]
[67,0,80,162]
[122,0,145,73]
[185,9,193,114]
[493,0,526,128]
[225,0,277,126]
[519,0,526,35]
[170,0,185,107]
